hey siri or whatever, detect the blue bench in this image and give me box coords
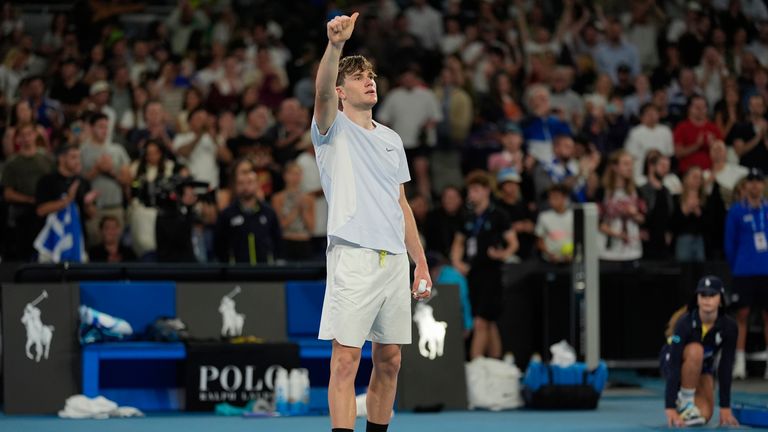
[80,282,180,410]
[82,342,186,410]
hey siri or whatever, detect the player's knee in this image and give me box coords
[374,350,401,378]
[683,343,704,363]
[331,352,360,381]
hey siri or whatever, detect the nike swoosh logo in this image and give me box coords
[386,148,394,152]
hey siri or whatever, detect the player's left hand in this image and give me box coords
[412,263,432,300]
[719,408,739,427]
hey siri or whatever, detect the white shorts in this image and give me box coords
[318,244,412,348]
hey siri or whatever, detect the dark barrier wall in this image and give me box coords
[499,261,734,369]
[398,284,468,411]
[10,261,744,368]
[176,282,287,341]
[2,283,80,414]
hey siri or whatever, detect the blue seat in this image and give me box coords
[79,281,176,333]
[79,282,181,410]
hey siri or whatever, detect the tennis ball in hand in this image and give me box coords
[561,241,574,257]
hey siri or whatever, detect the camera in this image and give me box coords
[153,175,214,263]
[134,175,214,212]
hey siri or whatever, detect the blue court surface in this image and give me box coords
[1,377,764,431]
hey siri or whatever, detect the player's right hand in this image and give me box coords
[665,408,684,428]
[327,12,359,46]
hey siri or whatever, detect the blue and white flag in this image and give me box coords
[33,202,86,263]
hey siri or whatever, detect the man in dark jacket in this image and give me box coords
[215,170,281,264]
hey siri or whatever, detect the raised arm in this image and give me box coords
[513,0,530,49]
[314,12,359,134]
[554,0,575,42]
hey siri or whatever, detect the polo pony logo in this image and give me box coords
[219,286,246,337]
[21,290,55,362]
[413,303,447,360]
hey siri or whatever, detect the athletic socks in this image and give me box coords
[330,424,389,432]
[366,421,389,432]
[677,387,695,407]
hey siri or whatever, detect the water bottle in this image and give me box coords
[274,367,289,415]
[288,368,303,415]
[300,369,311,415]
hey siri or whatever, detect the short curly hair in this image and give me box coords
[336,55,376,86]
[465,170,491,189]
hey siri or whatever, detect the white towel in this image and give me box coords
[58,395,144,419]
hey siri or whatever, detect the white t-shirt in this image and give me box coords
[535,208,574,262]
[119,110,146,131]
[404,5,443,50]
[694,65,728,109]
[741,0,768,21]
[172,132,219,189]
[624,123,674,179]
[705,164,749,193]
[311,111,411,254]
[748,42,768,67]
[440,34,465,55]
[377,86,442,148]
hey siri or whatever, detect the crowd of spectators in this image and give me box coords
[0,0,767,267]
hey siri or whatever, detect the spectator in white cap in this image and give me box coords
[496,168,536,260]
[87,80,116,142]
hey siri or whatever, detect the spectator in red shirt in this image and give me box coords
[673,95,723,174]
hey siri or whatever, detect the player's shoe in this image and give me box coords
[677,401,706,427]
